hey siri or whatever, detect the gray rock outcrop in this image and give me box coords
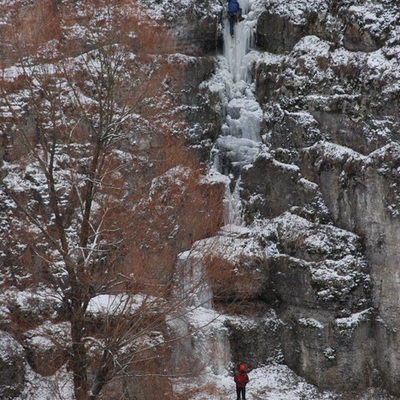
[188,0,400,396]
[227,0,400,395]
[0,332,25,398]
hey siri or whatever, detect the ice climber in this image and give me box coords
[234,363,249,400]
[227,0,244,37]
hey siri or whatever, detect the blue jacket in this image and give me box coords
[227,0,239,15]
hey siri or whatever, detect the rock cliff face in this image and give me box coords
[173,0,400,396]
[1,0,400,397]
[247,0,399,393]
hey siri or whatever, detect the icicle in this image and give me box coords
[224,176,244,226]
[223,0,256,83]
[210,0,263,227]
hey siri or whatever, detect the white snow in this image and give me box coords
[262,0,330,24]
[334,308,373,331]
[87,293,160,315]
[298,317,325,330]
[17,366,74,400]
[174,363,336,400]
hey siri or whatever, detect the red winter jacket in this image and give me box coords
[234,371,249,388]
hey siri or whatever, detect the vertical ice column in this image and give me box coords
[224,176,244,225]
[175,249,213,309]
[223,0,256,83]
[170,1,264,377]
[213,0,262,226]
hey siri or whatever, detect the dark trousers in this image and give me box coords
[229,15,236,36]
[228,9,242,36]
[236,386,246,400]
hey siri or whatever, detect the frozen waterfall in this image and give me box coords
[223,0,255,84]
[174,0,263,308]
[170,0,264,377]
[212,0,262,226]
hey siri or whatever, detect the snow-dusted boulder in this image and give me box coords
[225,311,284,369]
[139,0,223,56]
[23,322,70,376]
[256,10,306,54]
[342,4,392,52]
[0,331,26,398]
[241,150,328,223]
[281,309,374,390]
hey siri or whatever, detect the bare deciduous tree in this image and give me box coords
[0,1,225,399]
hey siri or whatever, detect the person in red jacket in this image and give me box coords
[234,363,249,400]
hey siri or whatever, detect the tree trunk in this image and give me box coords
[70,305,89,400]
[80,141,102,249]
